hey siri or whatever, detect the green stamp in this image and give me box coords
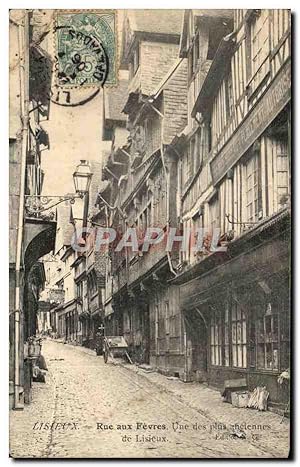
[55,11,116,87]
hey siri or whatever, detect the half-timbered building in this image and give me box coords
[101,11,188,372]
[172,9,291,407]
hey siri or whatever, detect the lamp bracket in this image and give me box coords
[24,194,82,218]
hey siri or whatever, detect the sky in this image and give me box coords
[41,92,103,197]
[37,10,123,199]
[39,9,125,199]
[38,10,105,197]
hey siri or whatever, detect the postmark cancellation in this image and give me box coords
[55,11,117,88]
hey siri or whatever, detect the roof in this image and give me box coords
[179,9,234,57]
[121,10,183,69]
[127,10,183,35]
[104,79,128,123]
[192,9,234,20]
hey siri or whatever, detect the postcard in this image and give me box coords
[9,8,291,458]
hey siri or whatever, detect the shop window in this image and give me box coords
[232,301,247,368]
[245,150,262,222]
[256,302,279,371]
[224,304,230,366]
[210,308,222,366]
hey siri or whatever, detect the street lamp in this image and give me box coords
[73,160,93,197]
[24,160,93,218]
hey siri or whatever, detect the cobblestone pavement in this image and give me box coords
[9,340,290,459]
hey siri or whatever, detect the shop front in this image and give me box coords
[179,209,290,406]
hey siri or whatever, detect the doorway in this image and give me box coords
[185,308,208,381]
[142,305,150,364]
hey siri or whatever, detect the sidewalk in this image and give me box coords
[119,361,290,458]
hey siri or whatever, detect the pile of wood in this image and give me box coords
[247,386,269,411]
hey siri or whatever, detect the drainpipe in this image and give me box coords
[160,144,177,277]
[14,12,29,410]
[147,99,178,277]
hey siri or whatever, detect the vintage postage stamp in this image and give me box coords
[55,11,117,87]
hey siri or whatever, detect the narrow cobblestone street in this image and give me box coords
[9,340,290,458]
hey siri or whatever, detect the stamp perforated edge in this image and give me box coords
[52,9,119,90]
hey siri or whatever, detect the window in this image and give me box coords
[224,304,230,366]
[193,130,203,172]
[276,138,289,208]
[256,302,279,370]
[165,302,170,335]
[245,151,262,222]
[247,10,270,88]
[182,145,193,186]
[209,192,220,231]
[155,304,159,353]
[189,137,195,176]
[88,273,97,295]
[210,308,222,366]
[251,11,269,74]
[271,10,290,49]
[232,300,247,368]
[77,282,83,298]
[132,124,146,154]
[103,125,113,141]
[9,139,16,163]
[225,72,234,118]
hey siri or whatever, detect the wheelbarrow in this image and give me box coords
[103,336,133,364]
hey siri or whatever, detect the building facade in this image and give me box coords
[101,11,188,372]
[173,9,291,407]
[98,9,291,408]
[9,10,55,409]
